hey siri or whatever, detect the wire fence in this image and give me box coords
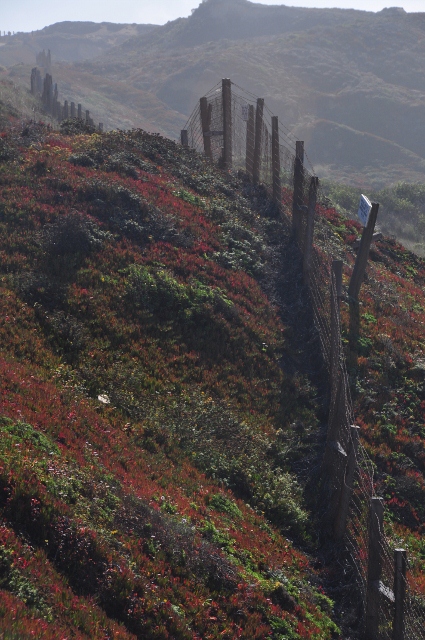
[183,80,425,639]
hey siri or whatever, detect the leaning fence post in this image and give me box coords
[246,104,255,177]
[181,130,189,147]
[348,202,379,301]
[292,141,304,238]
[365,497,384,640]
[303,176,319,281]
[271,116,281,206]
[252,98,264,184]
[334,425,360,540]
[77,103,82,120]
[200,97,213,160]
[393,549,407,640]
[222,78,232,170]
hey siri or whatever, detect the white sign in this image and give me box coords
[241,104,249,122]
[357,194,372,226]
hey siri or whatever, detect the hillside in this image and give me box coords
[4,0,425,188]
[0,83,425,635]
[0,116,344,638]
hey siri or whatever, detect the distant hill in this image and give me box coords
[0,21,158,66]
[4,0,425,188]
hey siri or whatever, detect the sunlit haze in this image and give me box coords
[1,0,423,34]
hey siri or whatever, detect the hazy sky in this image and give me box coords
[2,0,423,33]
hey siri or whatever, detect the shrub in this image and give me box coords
[42,211,106,257]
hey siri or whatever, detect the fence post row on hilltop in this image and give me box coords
[30,55,104,131]
[182,79,425,640]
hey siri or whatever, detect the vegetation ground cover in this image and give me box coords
[1,106,425,637]
[0,118,340,638]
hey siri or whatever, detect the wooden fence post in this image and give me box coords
[77,103,82,120]
[365,497,384,640]
[334,425,360,540]
[330,259,343,400]
[393,549,407,640]
[292,141,304,238]
[246,104,255,177]
[303,176,319,281]
[348,202,379,301]
[63,100,69,119]
[85,110,90,124]
[222,79,232,170]
[200,97,213,160]
[70,102,76,118]
[252,98,264,184]
[271,116,281,206]
[181,130,189,147]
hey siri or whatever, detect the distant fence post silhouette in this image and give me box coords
[222,79,232,169]
[30,67,104,130]
[252,98,264,184]
[181,130,189,147]
[246,104,255,177]
[200,96,213,161]
[272,116,281,206]
[292,140,304,238]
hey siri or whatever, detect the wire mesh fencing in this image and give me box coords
[183,79,425,639]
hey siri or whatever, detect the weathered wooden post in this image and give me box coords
[348,202,379,301]
[85,110,90,124]
[303,176,319,281]
[393,549,407,640]
[63,100,69,119]
[181,130,189,147]
[271,116,281,206]
[292,141,305,239]
[330,259,343,400]
[365,497,385,640]
[77,103,82,120]
[98,123,104,132]
[42,73,53,112]
[246,104,255,177]
[334,425,360,540]
[30,68,37,95]
[200,97,213,161]
[222,78,232,170]
[252,98,264,184]
[70,102,76,118]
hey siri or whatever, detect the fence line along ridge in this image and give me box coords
[182,78,425,640]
